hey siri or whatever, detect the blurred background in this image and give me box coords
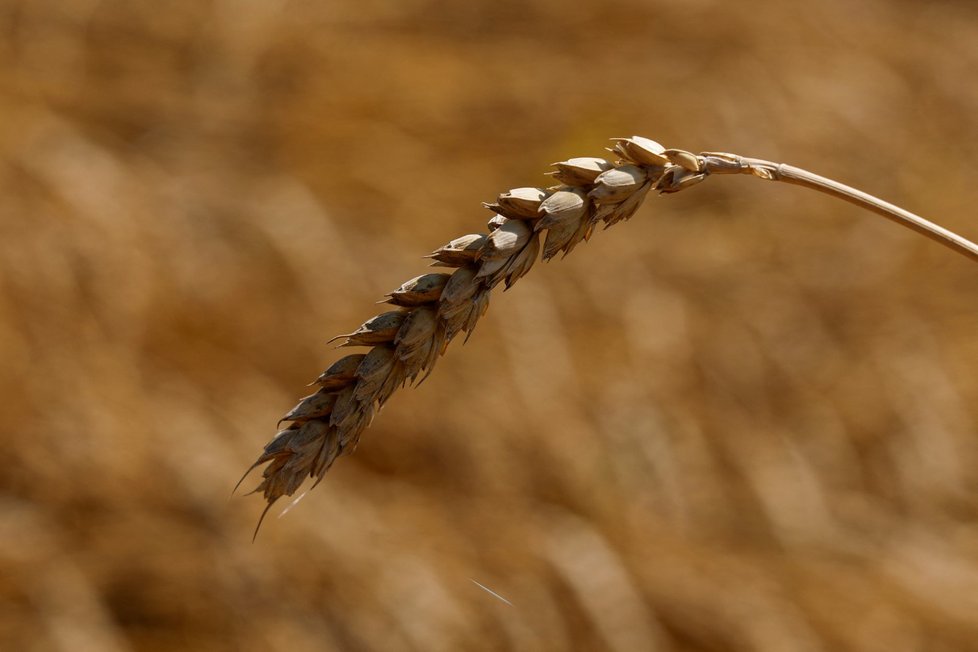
[3,0,978,650]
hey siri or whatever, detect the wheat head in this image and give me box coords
[240,137,978,531]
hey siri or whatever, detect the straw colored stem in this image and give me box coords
[708,154,978,264]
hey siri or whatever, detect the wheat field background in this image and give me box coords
[3,1,978,650]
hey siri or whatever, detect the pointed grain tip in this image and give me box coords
[252,499,278,542]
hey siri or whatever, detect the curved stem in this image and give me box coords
[702,153,978,265]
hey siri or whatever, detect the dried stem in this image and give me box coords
[702,152,978,263]
[242,137,978,529]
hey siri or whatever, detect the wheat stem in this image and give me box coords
[703,153,978,264]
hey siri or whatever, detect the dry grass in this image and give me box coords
[5,1,978,651]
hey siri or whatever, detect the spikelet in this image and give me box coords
[384,273,451,306]
[486,187,547,220]
[550,157,613,186]
[327,311,406,347]
[425,234,487,267]
[242,137,706,523]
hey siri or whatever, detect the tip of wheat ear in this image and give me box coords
[242,136,978,529]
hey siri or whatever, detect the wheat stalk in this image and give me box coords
[239,137,978,533]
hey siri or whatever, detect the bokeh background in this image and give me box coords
[3,1,978,650]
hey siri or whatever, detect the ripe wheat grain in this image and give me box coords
[240,137,978,532]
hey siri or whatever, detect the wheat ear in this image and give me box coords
[241,137,978,532]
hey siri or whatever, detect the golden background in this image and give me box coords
[3,1,978,650]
